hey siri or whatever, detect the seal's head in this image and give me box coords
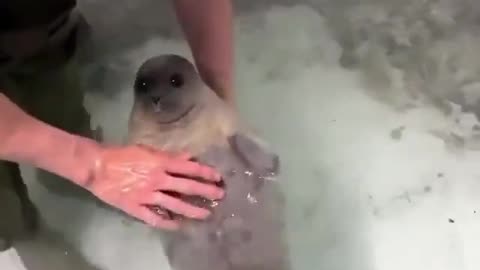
[128,54,238,154]
[133,54,204,124]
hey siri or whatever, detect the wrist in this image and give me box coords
[37,131,101,188]
[52,134,102,188]
[6,120,101,187]
[0,93,101,187]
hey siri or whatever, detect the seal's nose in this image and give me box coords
[151,96,161,105]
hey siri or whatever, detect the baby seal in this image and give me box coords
[127,54,291,270]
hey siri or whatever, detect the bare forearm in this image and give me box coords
[0,93,97,186]
[173,0,234,103]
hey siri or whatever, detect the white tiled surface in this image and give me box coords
[0,249,28,270]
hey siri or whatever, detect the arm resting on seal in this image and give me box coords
[0,93,224,229]
[172,0,235,105]
[0,93,98,186]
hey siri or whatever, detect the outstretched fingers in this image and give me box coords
[165,158,222,183]
[163,175,224,200]
[133,205,180,230]
[144,192,210,219]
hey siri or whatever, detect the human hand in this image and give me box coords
[84,144,224,230]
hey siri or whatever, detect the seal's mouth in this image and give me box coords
[155,104,196,124]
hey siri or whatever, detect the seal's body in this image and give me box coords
[127,54,291,270]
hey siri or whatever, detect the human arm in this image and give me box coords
[0,93,93,183]
[0,93,224,230]
[172,0,235,105]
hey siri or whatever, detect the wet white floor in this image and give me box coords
[4,1,480,269]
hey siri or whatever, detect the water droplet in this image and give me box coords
[210,200,219,208]
[247,193,258,204]
[260,175,276,181]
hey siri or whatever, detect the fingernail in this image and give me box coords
[216,189,225,199]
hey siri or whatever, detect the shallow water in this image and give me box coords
[7,1,480,270]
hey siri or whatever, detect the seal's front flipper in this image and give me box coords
[228,134,280,177]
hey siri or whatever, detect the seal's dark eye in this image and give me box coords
[134,76,155,93]
[169,73,184,88]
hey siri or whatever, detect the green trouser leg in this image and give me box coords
[0,14,98,251]
[0,16,102,270]
[0,161,38,250]
[2,59,97,200]
[0,60,101,270]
